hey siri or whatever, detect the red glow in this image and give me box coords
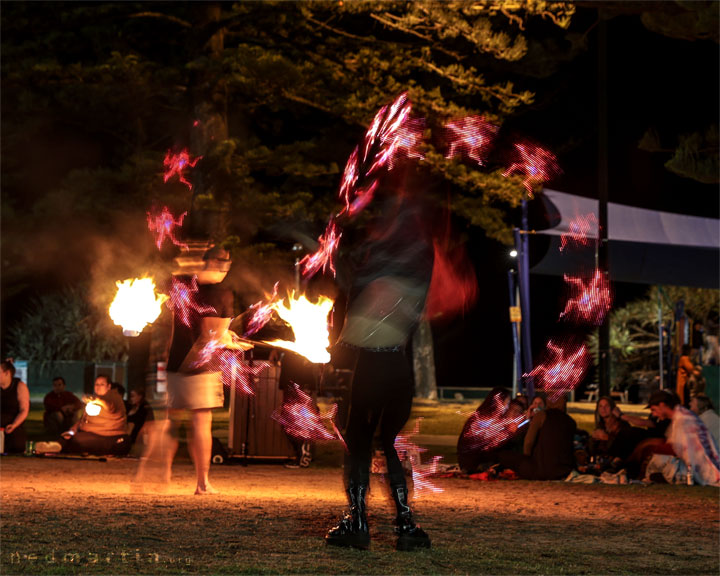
[459,394,527,454]
[411,456,444,496]
[220,355,266,396]
[300,220,342,278]
[444,116,499,165]
[560,213,598,252]
[271,383,341,443]
[395,418,428,458]
[163,149,201,190]
[502,142,560,198]
[526,339,591,400]
[395,418,443,496]
[337,92,416,219]
[243,282,280,337]
[147,206,188,251]
[425,238,478,321]
[168,276,217,328]
[560,269,613,325]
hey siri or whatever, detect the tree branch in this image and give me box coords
[128,12,192,28]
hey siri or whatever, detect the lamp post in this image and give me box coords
[292,243,304,292]
[514,198,534,399]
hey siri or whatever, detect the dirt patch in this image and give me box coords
[1,455,718,575]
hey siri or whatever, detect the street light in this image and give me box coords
[509,249,518,258]
[292,243,304,292]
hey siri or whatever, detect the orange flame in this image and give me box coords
[265,292,334,364]
[109,277,168,337]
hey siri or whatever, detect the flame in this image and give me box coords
[445,115,499,165]
[271,383,341,443]
[243,282,280,337]
[560,213,598,252]
[526,338,591,401]
[265,292,334,364]
[85,401,102,416]
[163,149,201,190]
[109,278,168,336]
[147,206,188,251]
[395,418,443,496]
[502,141,561,198]
[560,269,613,325]
[168,276,217,328]
[300,220,342,278]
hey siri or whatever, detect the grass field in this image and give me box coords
[1,456,718,575]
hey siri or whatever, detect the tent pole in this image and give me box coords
[507,269,522,397]
[597,14,611,398]
[658,290,664,390]
[515,200,534,398]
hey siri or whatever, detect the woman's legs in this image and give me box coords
[190,409,217,494]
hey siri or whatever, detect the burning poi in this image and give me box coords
[109,277,168,337]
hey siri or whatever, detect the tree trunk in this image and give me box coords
[412,319,437,399]
[187,1,230,241]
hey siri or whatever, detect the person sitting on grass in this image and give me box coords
[690,393,719,448]
[0,359,30,453]
[43,376,83,436]
[643,389,720,486]
[126,387,154,448]
[36,375,130,457]
[498,394,577,481]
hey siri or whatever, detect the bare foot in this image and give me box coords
[195,484,219,495]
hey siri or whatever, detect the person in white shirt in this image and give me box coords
[690,393,720,449]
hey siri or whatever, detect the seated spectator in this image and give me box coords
[587,396,648,473]
[526,392,547,420]
[126,388,154,447]
[588,396,625,465]
[111,381,126,400]
[456,387,512,474]
[0,360,29,453]
[690,393,719,449]
[36,375,130,456]
[498,395,577,480]
[43,376,83,435]
[502,398,531,453]
[514,393,529,412]
[644,389,720,486]
[687,367,706,398]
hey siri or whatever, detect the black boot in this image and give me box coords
[326,482,370,549]
[391,484,431,551]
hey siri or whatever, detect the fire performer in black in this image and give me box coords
[325,175,433,551]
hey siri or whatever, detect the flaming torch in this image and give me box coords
[264,292,334,364]
[109,278,168,337]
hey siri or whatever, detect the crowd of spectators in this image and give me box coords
[3,355,720,488]
[456,384,720,486]
[0,361,155,458]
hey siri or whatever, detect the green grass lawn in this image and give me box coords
[23,398,650,463]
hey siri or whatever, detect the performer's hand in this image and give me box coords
[5,423,16,434]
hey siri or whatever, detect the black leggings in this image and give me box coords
[343,348,414,487]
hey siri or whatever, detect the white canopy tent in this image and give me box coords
[531,189,719,288]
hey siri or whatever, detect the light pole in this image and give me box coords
[292,243,304,293]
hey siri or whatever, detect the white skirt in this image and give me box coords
[167,372,224,410]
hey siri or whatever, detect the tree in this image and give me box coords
[2,2,578,387]
[588,286,719,390]
[6,287,128,365]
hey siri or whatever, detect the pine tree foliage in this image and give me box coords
[2,1,575,360]
[6,287,128,365]
[587,286,719,387]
